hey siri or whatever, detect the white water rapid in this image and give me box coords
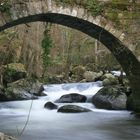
[0,82,139,140]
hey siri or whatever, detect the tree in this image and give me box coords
[41,23,53,78]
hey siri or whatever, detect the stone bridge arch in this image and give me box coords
[0,0,140,111]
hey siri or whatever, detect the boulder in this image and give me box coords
[56,93,87,103]
[4,87,37,101]
[102,73,116,80]
[44,102,58,110]
[83,71,103,82]
[57,105,91,113]
[0,79,38,101]
[72,65,86,76]
[29,81,46,96]
[2,63,27,85]
[71,65,86,81]
[0,132,17,140]
[92,85,127,110]
[102,73,118,86]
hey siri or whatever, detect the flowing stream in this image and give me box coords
[0,82,140,140]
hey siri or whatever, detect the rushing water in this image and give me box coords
[0,82,140,140]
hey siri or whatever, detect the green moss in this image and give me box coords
[4,63,26,73]
[55,0,103,16]
[0,0,11,15]
[85,0,103,16]
[41,24,53,75]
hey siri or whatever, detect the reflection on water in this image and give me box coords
[0,82,140,140]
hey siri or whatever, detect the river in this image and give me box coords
[0,82,140,140]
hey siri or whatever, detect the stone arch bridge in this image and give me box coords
[0,0,140,111]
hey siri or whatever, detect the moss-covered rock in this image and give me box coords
[2,63,27,85]
[102,73,119,86]
[71,65,86,81]
[92,85,127,110]
[0,79,45,101]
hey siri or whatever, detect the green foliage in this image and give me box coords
[56,0,103,16]
[4,68,17,78]
[41,25,53,72]
[0,0,11,15]
[85,0,103,16]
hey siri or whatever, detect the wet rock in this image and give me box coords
[44,102,58,110]
[4,87,37,101]
[56,93,87,103]
[57,105,91,113]
[0,132,17,140]
[92,85,127,110]
[0,79,38,101]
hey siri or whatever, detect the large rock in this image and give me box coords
[102,73,118,86]
[29,81,46,96]
[4,87,37,101]
[71,65,86,81]
[83,71,103,82]
[44,102,58,110]
[56,93,87,103]
[72,65,86,76]
[57,105,91,113]
[0,79,40,101]
[92,85,127,110]
[2,63,27,85]
[0,132,17,140]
